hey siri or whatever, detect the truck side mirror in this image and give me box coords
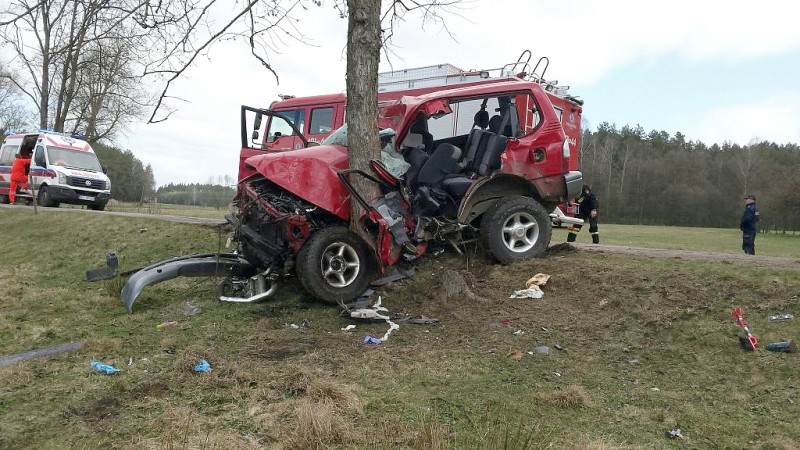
[253,112,263,130]
[102,166,108,174]
[251,130,260,141]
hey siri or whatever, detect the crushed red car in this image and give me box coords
[120,77,582,312]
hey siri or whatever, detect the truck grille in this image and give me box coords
[67,176,104,190]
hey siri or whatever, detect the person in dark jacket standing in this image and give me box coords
[567,185,600,244]
[740,194,760,255]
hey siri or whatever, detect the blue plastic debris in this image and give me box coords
[193,358,212,373]
[363,335,382,345]
[90,360,121,375]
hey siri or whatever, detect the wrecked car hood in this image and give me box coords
[244,144,351,220]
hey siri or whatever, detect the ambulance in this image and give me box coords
[0,130,111,210]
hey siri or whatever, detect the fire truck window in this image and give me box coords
[309,107,334,135]
[267,109,304,142]
[521,93,542,136]
[0,145,19,165]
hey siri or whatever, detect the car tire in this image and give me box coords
[38,186,59,207]
[296,226,374,304]
[89,202,106,211]
[0,194,8,204]
[481,195,552,264]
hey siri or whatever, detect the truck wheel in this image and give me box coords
[0,194,8,204]
[296,226,374,304]
[38,186,59,207]
[481,196,552,264]
[89,202,106,211]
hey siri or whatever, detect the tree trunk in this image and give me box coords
[345,0,382,233]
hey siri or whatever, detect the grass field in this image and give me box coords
[1,207,799,449]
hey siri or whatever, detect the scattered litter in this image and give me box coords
[629,359,639,365]
[599,300,609,307]
[406,316,440,325]
[156,321,179,330]
[513,329,525,336]
[193,358,212,373]
[651,387,660,392]
[534,346,550,354]
[363,336,382,345]
[349,296,399,342]
[370,266,415,286]
[526,273,551,288]
[506,348,524,360]
[766,340,797,353]
[769,313,794,322]
[554,344,565,351]
[182,301,202,316]
[90,360,121,375]
[285,320,310,331]
[128,357,133,366]
[509,286,543,299]
[163,347,176,354]
[552,371,562,377]
[341,325,356,332]
[289,324,300,329]
[0,341,83,367]
[541,327,549,332]
[732,307,758,351]
[664,428,684,439]
[139,227,148,233]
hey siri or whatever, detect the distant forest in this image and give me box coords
[581,123,800,231]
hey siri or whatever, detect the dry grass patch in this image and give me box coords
[531,384,593,409]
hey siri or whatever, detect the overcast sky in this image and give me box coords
[118,0,800,187]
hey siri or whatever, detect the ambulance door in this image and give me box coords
[31,145,48,191]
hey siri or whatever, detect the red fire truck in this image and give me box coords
[239,51,583,180]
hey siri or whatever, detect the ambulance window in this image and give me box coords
[309,107,334,134]
[0,145,18,165]
[34,146,46,167]
[267,109,304,142]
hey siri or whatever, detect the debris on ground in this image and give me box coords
[90,360,121,375]
[193,358,212,373]
[182,301,202,316]
[0,341,83,367]
[766,340,797,353]
[732,307,757,351]
[513,329,525,336]
[363,336,382,345]
[341,325,356,332]
[664,428,684,439]
[510,286,543,299]
[347,296,399,342]
[768,313,794,322]
[526,273,551,288]
[404,316,439,325]
[156,321,179,330]
[533,345,550,354]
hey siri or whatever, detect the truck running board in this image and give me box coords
[121,253,256,313]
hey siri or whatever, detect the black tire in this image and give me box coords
[295,226,374,304]
[0,194,8,204]
[37,186,59,207]
[481,196,552,264]
[89,201,106,211]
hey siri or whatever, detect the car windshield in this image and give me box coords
[320,124,397,148]
[48,146,103,172]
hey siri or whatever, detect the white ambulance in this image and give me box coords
[0,131,111,210]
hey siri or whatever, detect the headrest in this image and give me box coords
[488,115,502,133]
[474,110,489,129]
[402,133,424,149]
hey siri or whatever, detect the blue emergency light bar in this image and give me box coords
[38,128,86,140]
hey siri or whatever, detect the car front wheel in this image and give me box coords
[295,226,374,304]
[481,196,552,264]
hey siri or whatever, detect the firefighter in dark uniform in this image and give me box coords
[740,194,760,255]
[567,185,600,244]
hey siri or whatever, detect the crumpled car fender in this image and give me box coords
[121,253,256,313]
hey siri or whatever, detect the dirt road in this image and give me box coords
[567,242,800,270]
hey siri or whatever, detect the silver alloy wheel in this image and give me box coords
[320,242,361,287]
[501,212,539,253]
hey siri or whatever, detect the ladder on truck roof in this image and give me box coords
[377,50,581,105]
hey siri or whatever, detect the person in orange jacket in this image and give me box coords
[8,150,32,203]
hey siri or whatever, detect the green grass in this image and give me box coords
[1,208,800,449]
[60,200,229,219]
